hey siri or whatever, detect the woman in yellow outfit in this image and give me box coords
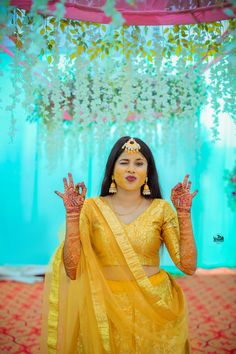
[40,136,198,354]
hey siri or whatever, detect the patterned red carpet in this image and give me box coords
[0,268,235,354]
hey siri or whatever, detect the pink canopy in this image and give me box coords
[10,0,236,25]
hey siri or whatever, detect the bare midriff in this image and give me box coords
[102,265,160,280]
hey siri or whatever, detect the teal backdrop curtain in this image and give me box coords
[0,52,235,271]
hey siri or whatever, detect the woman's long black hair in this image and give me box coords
[100,136,163,199]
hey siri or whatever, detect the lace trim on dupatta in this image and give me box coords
[47,242,64,353]
[86,262,111,353]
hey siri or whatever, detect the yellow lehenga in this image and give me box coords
[40,197,191,354]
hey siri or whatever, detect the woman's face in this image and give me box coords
[113,151,148,192]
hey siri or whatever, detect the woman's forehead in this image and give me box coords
[118,151,146,161]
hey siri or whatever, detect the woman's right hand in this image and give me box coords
[54,172,87,214]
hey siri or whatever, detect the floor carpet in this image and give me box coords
[0,268,235,354]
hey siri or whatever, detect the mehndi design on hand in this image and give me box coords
[171,174,198,213]
[55,172,87,214]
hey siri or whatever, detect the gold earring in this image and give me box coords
[143,177,151,196]
[109,175,117,194]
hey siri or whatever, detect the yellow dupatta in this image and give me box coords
[40,197,189,354]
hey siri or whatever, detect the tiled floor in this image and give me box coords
[0,268,235,353]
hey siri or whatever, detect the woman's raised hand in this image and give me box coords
[54,172,87,214]
[171,174,198,213]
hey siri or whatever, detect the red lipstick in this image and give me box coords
[126,176,137,182]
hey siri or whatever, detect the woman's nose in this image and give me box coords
[127,165,135,173]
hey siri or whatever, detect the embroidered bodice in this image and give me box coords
[80,197,181,268]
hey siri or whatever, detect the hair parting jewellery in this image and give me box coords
[122,137,141,154]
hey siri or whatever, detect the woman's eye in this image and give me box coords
[119,162,144,166]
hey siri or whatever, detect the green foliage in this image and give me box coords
[11,8,236,65]
[2,7,236,148]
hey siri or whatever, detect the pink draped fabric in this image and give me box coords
[10,0,236,25]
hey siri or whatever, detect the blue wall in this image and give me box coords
[0,52,235,269]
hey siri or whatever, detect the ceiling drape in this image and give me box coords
[9,0,236,25]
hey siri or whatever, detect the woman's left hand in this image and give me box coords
[171,174,198,213]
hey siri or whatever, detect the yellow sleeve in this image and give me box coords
[79,199,91,240]
[161,201,181,267]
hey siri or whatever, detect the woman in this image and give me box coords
[40,136,198,354]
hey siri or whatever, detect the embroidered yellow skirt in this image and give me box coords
[74,270,191,354]
[40,250,191,354]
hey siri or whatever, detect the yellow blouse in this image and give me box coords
[82,197,181,267]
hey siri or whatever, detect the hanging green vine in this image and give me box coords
[1,6,235,152]
[11,8,236,64]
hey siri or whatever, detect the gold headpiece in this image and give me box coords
[122,138,141,154]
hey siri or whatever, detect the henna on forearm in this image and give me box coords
[170,174,198,275]
[55,172,87,280]
[177,211,197,275]
[63,212,81,280]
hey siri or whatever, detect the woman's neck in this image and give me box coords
[110,188,143,206]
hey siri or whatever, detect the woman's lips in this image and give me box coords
[126,176,137,182]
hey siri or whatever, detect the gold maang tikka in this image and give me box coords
[122,138,141,154]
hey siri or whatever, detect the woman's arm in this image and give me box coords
[63,212,81,280]
[54,172,87,280]
[162,206,197,276]
[177,211,197,275]
[171,174,198,275]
